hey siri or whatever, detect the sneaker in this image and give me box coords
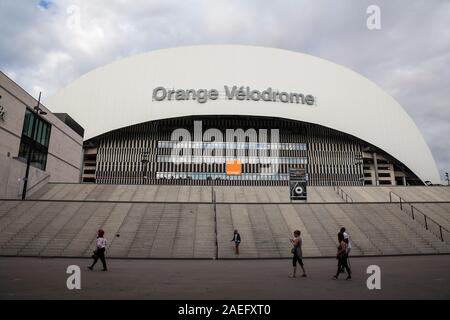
[102,268,108,271]
[332,275,338,280]
[301,274,307,278]
[87,266,93,270]
[346,276,351,280]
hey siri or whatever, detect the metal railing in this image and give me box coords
[332,183,353,203]
[389,191,449,243]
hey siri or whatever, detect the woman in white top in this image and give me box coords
[88,229,108,271]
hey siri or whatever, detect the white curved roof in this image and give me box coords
[45,45,440,184]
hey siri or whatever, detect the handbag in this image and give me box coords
[291,247,296,254]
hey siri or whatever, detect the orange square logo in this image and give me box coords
[226,160,242,176]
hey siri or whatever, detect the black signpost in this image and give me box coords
[289,167,307,201]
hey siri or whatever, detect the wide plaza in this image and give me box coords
[1,255,449,300]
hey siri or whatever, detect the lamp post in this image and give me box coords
[21,92,47,200]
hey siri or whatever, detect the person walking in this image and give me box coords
[88,229,108,271]
[338,227,352,273]
[341,227,352,268]
[333,233,351,280]
[337,230,345,274]
[231,229,241,255]
[289,230,307,278]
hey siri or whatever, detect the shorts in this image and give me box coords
[292,254,304,267]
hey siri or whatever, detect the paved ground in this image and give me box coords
[0,255,449,299]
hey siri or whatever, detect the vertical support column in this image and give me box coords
[212,189,218,259]
[373,152,379,186]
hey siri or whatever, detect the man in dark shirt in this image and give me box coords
[231,229,241,255]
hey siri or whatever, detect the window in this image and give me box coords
[378,173,391,178]
[18,109,51,171]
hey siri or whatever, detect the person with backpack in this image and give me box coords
[88,229,108,271]
[289,230,307,278]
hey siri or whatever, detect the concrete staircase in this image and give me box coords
[340,186,450,202]
[408,203,450,231]
[2,199,449,258]
[30,184,213,202]
[2,184,449,258]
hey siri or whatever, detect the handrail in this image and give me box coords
[389,191,449,242]
[332,183,353,203]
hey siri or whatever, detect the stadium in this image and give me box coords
[2,0,450,301]
[1,46,449,267]
[44,45,440,187]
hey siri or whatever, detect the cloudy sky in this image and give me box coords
[1,0,449,181]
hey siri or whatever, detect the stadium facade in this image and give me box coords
[45,45,440,187]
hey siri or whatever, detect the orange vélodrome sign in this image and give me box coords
[226,160,242,176]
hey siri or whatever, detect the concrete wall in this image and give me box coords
[0,154,49,198]
[0,71,83,198]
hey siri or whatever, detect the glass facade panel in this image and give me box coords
[158,140,307,151]
[155,171,290,181]
[18,109,51,170]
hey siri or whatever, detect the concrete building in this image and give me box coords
[44,45,440,186]
[0,71,84,198]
